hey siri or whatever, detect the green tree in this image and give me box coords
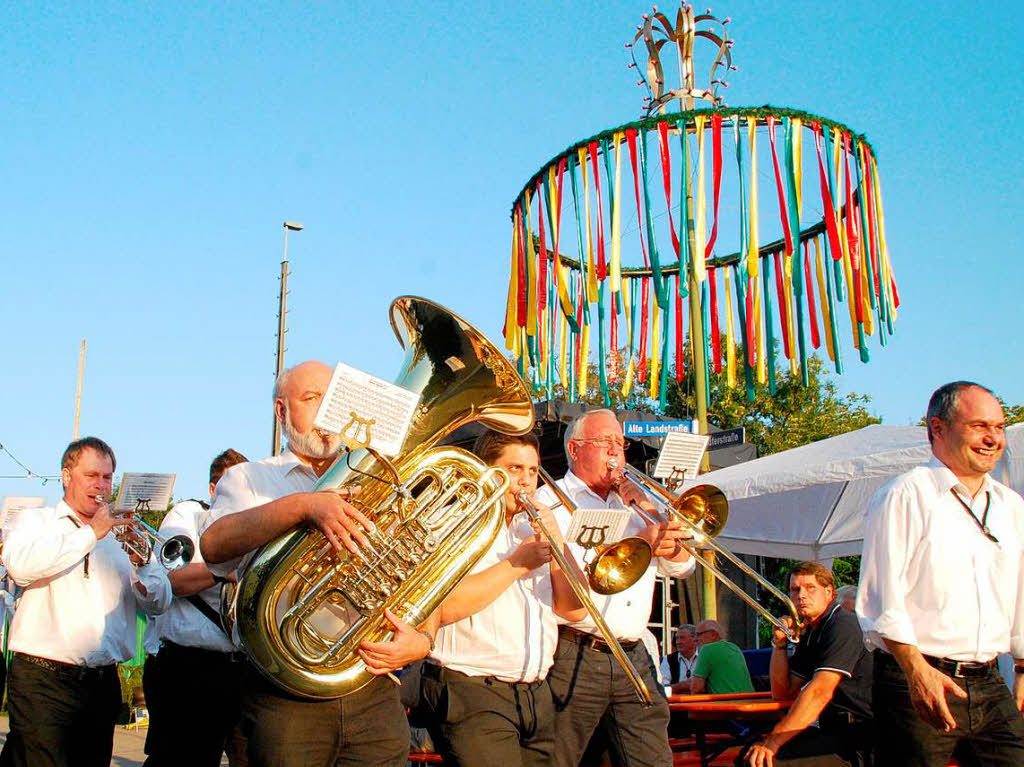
[664,347,880,457]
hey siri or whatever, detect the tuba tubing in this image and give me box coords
[231,297,536,699]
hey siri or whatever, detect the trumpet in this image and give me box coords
[599,461,800,642]
[97,496,195,571]
[520,471,653,706]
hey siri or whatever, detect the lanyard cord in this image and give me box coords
[951,489,997,544]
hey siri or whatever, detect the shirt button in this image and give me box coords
[626,601,632,606]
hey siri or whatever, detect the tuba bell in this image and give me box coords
[231,297,534,699]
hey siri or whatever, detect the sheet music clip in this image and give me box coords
[664,467,688,493]
[339,412,375,452]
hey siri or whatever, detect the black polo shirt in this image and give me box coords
[790,601,873,722]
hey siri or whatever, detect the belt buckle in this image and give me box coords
[952,661,965,678]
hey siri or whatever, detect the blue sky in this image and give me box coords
[2,1,1021,503]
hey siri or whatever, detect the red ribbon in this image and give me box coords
[709,267,721,372]
[802,240,820,349]
[535,181,548,314]
[767,116,794,257]
[638,276,650,383]
[773,252,792,360]
[859,145,880,299]
[656,122,680,258]
[516,203,528,328]
[812,123,843,262]
[705,114,723,259]
[842,134,864,324]
[745,277,756,368]
[625,129,650,267]
[588,141,607,281]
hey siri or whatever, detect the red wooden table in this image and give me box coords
[668,694,792,767]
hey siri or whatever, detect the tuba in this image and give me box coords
[232,297,534,699]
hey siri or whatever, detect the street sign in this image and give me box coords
[622,420,697,438]
[708,427,745,451]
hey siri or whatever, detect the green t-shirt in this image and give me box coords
[692,640,754,694]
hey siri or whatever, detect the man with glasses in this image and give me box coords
[537,409,695,767]
[683,621,753,695]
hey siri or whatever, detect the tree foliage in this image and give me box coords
[664,346,880,457]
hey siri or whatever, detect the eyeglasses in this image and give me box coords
[572,436,631,451]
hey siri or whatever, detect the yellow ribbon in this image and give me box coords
[694,116,707,283]
[650,296,661,400]
[549,166,575,321]
[747,118,760,278]
[611,133,624,293]
[578,320,590,395]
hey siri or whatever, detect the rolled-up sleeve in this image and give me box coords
[1010,498,1024,659]
[132,563,172,615]
[657,553,697,579]
[857,484,920,648]
[3,514,96,586]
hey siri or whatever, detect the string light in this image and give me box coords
[0,442,59,484]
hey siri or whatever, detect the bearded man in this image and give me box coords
[201,360,435,767]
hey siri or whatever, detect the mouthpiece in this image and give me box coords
[607,459,620,470]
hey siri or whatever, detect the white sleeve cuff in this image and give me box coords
[863,608,918,647]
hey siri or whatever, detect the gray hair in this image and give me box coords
[836,585,858,601]
[675,623,697,638]
[925,381,993,442]
[273,366,296,402]
[563,408,618,465]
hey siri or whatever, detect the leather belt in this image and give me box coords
[14,653,116,681]
[559,625,639,654]
[923,654,998,679]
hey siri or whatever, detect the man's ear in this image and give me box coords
[61,467,71,490]
[274,398,286,424]
[929,416,945,439]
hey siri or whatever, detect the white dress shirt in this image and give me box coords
[3,500,171,666]
[202,451,318,580]
[150,500,235,653]
[535,471,696,641]
[660,649,699,685]
[431,514,557,683]
[857,457,1024,662]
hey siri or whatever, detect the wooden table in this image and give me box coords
[667,694,792,767]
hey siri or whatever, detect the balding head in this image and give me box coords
[274,361,340,464]
[695,620,724,646]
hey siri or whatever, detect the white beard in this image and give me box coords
[282,405,343,461]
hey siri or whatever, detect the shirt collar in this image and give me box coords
[925,456,995,498]
[273,449,319,478]
[55,499,77,520]
[562,469,618,505]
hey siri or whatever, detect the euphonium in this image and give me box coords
[232,297,534,699]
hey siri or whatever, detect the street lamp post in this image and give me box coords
[272,221,304,456]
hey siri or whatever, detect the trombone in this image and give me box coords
[518,472,653,707]
[602,461,801,643]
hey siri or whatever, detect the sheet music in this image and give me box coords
[1,496,46,532]
[114,473,177,514]
[565,508,632,550]
[313,362,421,457]
[652,431,709,479]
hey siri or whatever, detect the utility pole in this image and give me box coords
[73,339,86,439]
[272,221,303,456]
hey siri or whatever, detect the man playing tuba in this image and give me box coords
[201,361,434,767]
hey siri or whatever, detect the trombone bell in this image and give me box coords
[587,538,652,595]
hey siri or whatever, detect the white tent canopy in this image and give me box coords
[684,423,1024,561]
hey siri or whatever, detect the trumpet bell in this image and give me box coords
[587,537,653,595]
[159,535,195,570]
[672,484,728,538]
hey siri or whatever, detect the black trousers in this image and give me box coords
[735,720,874,767]
[143,642,246,767]
[547,632,672,767]
[873,652,1024,767]
[4,654,121,767]
[421,665,555,767]
[238,664,409,767]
